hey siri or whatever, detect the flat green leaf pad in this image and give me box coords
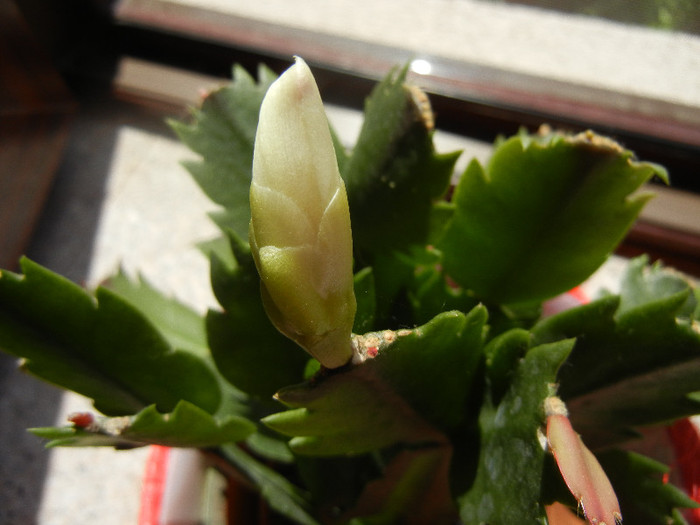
[264,309,487,456]
[459,339,574,524]
[0,258,221,416]
[31,400,255,448]
[439,131,667,304]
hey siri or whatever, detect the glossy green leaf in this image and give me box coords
[263,365,443,456]
[264,309,485,455]
[342,66,460,258]
[372,308,487,430]
[439,131,666,304]
[459,339,574,524]
[169,64,276,240]
[0,258,220,416]
[30,400,255,448]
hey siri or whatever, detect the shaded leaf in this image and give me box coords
[459,339,574,524]
[0,258,220,416]
[263,310,486,455]
[353,267,377,333]
[30,400,255,448]
[197,234,236,270]
[483,328,531,404]
[599,449,699,524]
[347,446,457,525]
[103,263,274,431]
[244,430,295,464]
[220,443,319,525]
[263,364,443,456]
[294,454,383,521]
[342,66,460,258]
[532,257,700,448]
[207,232,309,399]
[367,250,417,328]
[407,246,479,326]
[439,131,666,304]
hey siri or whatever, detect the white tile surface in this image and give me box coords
[171,0,700,114]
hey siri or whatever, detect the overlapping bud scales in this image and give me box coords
[249,57,356,369]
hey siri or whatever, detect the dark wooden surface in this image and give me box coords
[620,221,700,278]
[0,0,75,271]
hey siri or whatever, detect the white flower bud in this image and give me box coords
[250,57,356,368]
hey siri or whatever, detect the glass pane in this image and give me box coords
[492,0,700,34]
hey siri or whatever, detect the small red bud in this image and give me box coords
[68,412,94,428]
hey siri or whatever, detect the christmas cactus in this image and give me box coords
[1,57,699,524]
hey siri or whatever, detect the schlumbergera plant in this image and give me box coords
[1,57,700,525]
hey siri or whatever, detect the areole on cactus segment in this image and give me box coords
[249,57,357,369]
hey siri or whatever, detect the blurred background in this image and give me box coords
[1,1,699,523]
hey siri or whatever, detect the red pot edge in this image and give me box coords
[138,445,170,525]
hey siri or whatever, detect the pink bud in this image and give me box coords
[546,396,622,525]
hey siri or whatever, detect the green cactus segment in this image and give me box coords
[459,339,574,525]
[534,256,700,448]
[0,258,221,416]
[169,64,277,240]
[105,270,209,359]
[616,255,698,319]
[207,232,309,399]
[341,66,460,258]
[372,308,487,430]
[483,328,532,405]
[263,366,444,456]
[264,309,485,455]
[29,400,255,448]
[439,131,667,305]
